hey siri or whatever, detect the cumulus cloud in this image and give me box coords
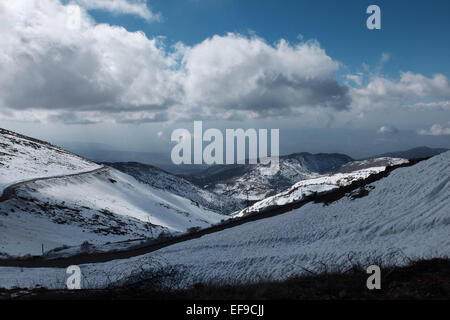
[351,72,450,111]
[72,0,160,21]
[418,124,450,136]
[180,34,350,119]
[0,0,179,124]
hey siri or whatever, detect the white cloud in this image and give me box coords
[0,0,178,124]
[378,126,399,134]
[346,73,363,86]
[411,101,450,109]
[350,72,450,111]
[0,2,350,124]
[180,34,350,119]
[72,0,160,21]
[418,124,450,136]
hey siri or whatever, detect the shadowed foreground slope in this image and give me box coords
[2,258,449,300]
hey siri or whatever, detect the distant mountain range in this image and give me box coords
[370,146,448,160]
[62,142,448,175]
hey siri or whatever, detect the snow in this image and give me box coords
[0,129,101,193]
[208,153,352,201]
[232,163,404,218]
[0,129,227,257]
[1,152,448,290]
[0,167,226,257]
[107,162,243,214]
[337,157,408,173]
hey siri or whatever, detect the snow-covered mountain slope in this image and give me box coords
[0,129,227,257]
[335,157,409,173]
[105,162,243,214]
[7,151,448,290]
[186,153,353,201]
[0,167,226,257]
[229,157,409,217]
[232,157,409,217]
[3,153,447,290]
[0,128,101,193]
[146,151,448,287]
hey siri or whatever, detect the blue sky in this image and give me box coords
[1,0,449,159]
[90,0,450,78]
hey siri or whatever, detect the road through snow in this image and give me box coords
[0,166,106,203]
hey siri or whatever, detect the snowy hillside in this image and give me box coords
[232,157,409,218]
[0,129,227,257]
[105,162,243,214]
[149,151,449,287]
[187,153,353,201]
[0,167,226,257]
[3,152,447,290]
[0,128,101,193]
[336,157,409,173]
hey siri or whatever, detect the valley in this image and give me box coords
[0,128,449,295]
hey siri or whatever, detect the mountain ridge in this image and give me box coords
[183,152,354,201]
[367,146,448,160]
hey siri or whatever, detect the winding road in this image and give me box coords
[0,166,107,203]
